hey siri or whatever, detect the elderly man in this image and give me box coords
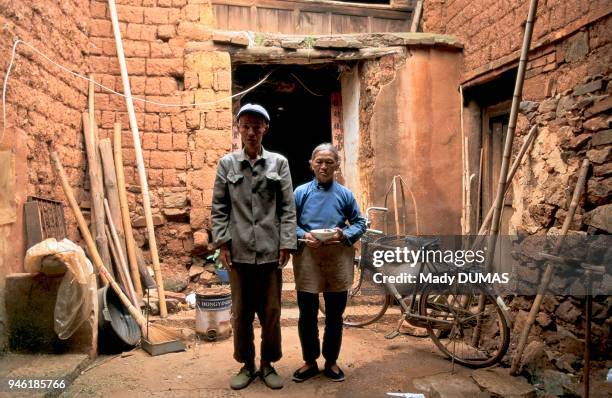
[292,143,366,383]
[211,103,296,390]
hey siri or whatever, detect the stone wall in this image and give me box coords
[0,0,92,350]
[422,0,611,386]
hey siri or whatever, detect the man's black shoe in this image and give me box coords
[323,365,345,382]
[292,364,319,382]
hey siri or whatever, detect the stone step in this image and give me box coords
[281,283,392,308]
[155,304,403,330]
[281,264,295,283]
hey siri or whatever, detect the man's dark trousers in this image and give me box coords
[229,262,282,364]
[297,290,348,362]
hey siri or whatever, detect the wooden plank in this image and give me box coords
[331,14,367,34]
[297,11,329,34]
[113,122,142,297]
[277,9,294,33]
[212,0,412,19]
[82,112,112,275]
[213,4,229,29]
[228,5,252,30]
[98,138,128,267]
[257,7,279,33]
[0,150,15,225]
[24,202,43,249]
[371,16,410,32]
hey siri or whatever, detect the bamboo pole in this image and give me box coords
[510,159,590,375]
[486,0,539,252]
[113,122,143,296]
[474,0,539,348]
[476,147,484,229]
[99,138,128,259]
[108,0,167,317]
[477,125,539,236]
[392,177,401,235]
[105,226,135,304]
[104,200,138,306]
[82,112,112,279]
[460,86,467,235]
[50,151,147,332]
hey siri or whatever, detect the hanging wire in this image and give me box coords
[290,73,323,97]
[2,39,275,143]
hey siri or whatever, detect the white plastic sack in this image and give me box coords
[24,238,97,339]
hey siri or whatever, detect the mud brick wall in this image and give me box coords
[87,0,232,284]
[0,0,92,350]
[422,0,610,75]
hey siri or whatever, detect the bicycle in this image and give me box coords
[326,207,511,367]
[359,232,511,368]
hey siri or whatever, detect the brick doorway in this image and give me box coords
[232,64,340,187]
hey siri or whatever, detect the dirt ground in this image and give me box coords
[63,326,471,397]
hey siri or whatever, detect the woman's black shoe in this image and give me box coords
[292,364,319,382]
[323,365,345,382]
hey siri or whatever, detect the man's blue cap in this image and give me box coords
[237,103,270,122]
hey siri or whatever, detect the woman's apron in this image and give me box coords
[292,243,355,293]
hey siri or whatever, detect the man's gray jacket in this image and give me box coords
[211,148,297,264]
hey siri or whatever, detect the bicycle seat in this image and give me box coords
[402,236,440,250]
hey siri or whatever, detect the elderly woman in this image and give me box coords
[292,143,366,383]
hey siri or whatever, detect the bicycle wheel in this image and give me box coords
[418,283,510,368]
[319,258,391,327]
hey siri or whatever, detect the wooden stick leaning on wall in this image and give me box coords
[99,139,128,260]
[108,0,167,317]
[82,112,112,282]
[105,225,136,305]
[486,0,539,250]
[50,151,178,343]
[476,147,484,229]
[410,0,423,32]
[113,122,143,296]
[472,0,539,348]
[510,159,590,375]
[476,125,539,237]
[460,86,467,235]
[104,199,139,306]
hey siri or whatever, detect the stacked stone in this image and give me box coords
[515,73,611,234]
[505,73,611,393]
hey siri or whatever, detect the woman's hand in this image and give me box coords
[303,232,322,248]
[324,227,345,245]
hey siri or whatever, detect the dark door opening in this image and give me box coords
[233,64,340,188]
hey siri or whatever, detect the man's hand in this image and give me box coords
[219,243,232,270]
[303,232,322,248]
[278,248,291,268]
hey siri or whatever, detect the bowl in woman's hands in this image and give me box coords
[310,228,337,242]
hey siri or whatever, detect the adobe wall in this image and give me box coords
[0,0,233,348]
[359,49,463,235]
[85,0,233,287]
[422,0,610,77]
[0,0,92,350]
